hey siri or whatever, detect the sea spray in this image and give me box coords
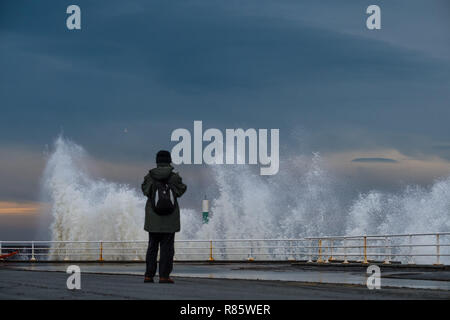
[42,137,450,262]
[346,182,450,236]
[345,181,450,264]
[43,138,147,259]
[181,154,345,241]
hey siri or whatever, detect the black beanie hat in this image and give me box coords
[156,150,172,164]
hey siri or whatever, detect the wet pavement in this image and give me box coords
[1,268,450,300]
[1,261,450,291]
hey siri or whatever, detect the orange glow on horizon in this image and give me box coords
[0,201,42,215]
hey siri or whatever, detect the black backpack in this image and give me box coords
[151,179,176,216]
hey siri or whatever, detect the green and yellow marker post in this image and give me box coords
[202,196,209,224]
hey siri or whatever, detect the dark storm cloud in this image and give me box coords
[3,0,448,93]
[0,0,449,202]
[2,0,450,156]
[433,145,450,151]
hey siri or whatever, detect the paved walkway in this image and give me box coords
[1,268,449,300]
[2,262,450,290]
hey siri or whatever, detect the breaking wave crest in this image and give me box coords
[42,137,450,262]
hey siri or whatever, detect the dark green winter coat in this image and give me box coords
[141,164,187,233]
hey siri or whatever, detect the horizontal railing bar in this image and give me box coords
[5,245,450,251]
[2,233,450,244]
[5,243,450,248]
[2,232,448,265]
[305,232,450,240]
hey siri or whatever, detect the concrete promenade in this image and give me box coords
[1,261,450,299]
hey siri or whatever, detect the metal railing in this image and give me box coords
[1,232,449,265]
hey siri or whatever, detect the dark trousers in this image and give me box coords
[145,232,175,278]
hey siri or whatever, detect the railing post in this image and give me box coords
[343,238,349,264]
[30,241,36,261]
[434,234,442,266]
[323,240,330,263]
[99,241,104,262]
[357,238,363,262]
[317,239,323,263]
[208,240,214,261]
[64,242,70,261]
[133,249,140,261]
[173,242,176,261]
[288,240,295,261]
[408,235,415,264]
[383,237,391,264]
[363,236,368,264]
[307,240,313,263]
[248,240,254,261]
[324,239,330,263]
[329,239,334,262]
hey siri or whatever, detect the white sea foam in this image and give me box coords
[42,137,450,262]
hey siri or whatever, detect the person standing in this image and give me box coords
[141,150,187,283]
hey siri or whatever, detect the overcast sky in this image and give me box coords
[1,0,450,239]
